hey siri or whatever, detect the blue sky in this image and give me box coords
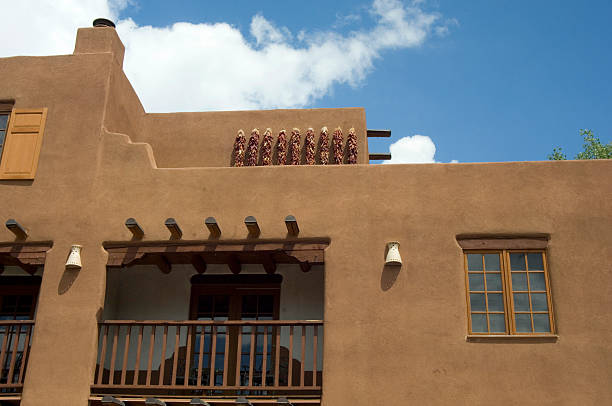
[2,1,611,163]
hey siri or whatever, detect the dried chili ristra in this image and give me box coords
[333,127,343,165]
[247,128,260,166]
[305,128,316,165]
[347,127,358,164]
[234,129,246,167]
[290,128,301,165]
[319,127,329,165]
[277,130,287,165]
[261,128,273,166]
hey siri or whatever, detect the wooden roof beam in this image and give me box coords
[191,255,207,274]
[262,255,277,275]
[164,218,182,240]
[369,153,391,161]
[228,255,241,274]
[367,129,391,138]
[152,255,171,274]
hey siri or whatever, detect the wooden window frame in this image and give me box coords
[0,103,13,166]
[463,249,556,337]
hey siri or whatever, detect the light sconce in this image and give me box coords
[277,397,294,405]
[236,397,252,405]
[5,219,27,240]
[385,242,402,266]
[65,245,83,270]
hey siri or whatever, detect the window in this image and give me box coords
[464,250,555,335]
[0,109,10,163]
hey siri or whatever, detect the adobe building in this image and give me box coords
[0,19,611,406]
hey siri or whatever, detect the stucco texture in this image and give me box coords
[0,27,611,405]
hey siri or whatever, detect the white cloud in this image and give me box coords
[383,134,457,164]
[384,134,436,163]
[0,0,448,112]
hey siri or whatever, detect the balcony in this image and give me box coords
[93,320,322,399]
[93,239,326,403]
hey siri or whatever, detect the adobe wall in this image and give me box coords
[0,26,611,406]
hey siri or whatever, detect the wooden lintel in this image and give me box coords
[152,255,171,274]
[299,261,312,273]
[191,255,207,274]
[228,255,241,274]
[262,256,277,274]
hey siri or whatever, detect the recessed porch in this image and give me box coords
[93,240,326,405]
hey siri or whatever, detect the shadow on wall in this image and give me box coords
[380,264,401,291]
[58,268,80,295]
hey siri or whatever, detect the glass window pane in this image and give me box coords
[471,313,487,333]
[529,273,546,291]
[484,254,500,270]
[489,314,506,333]
[0,130,5,145]
[0,114,8,130]
[259,295,274,314]
[468,274,484,291]
[531,293,548,311]
[527,253,544,270]
[242,295,257,314]
[513,293,530,311]
[487,293,504,311]
[467,254,483,271]
[214,295,229,315]
[198,296,213,314]
[470,293,486,311]
[486,274,502,291]
[533,314,551,333]
[512,273,528,291]
[510,253,526,270]
[515,314,532,332]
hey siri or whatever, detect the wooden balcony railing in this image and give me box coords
[0,321,34,393]
[92,320,323,397]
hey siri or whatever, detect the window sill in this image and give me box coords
[466,334,558,343]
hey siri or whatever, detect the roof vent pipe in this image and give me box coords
[93,18,116,28]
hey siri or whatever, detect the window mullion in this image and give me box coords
[502,250,515,334]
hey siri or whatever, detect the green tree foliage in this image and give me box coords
[548,129,612,160]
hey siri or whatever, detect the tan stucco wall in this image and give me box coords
[0,26,611,405]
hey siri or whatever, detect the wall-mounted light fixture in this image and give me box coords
[385,241,402,266]
[284,215,299,236]
[65,245,83,270]
[101,396,125,406]
[5,219,27,240]
[236,397,252,405]
[125,218,144,238]
[277,397,294,405]
[244,216,260,238]
[165,218,182,239]
[205,217,221,238]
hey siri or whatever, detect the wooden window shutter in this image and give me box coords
[0,108,48,180]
